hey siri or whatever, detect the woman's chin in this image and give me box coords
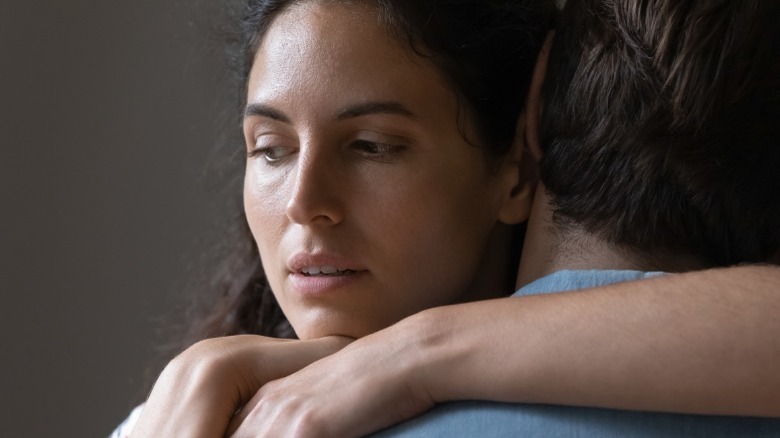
[290,315,393,340]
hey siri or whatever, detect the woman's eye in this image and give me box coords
[351,140,405,160]
[248,145,294,164]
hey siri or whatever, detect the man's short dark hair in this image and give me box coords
[539,0,780,269]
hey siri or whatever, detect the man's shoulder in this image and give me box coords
[512,270,666,297]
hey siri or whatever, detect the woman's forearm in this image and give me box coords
[407,265,780,416]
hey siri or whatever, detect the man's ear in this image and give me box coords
[498,31,554,225]
[497,116,535,225]
[525,31,554,162]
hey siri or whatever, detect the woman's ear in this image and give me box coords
[525,31,554,162]
[497,116,536,225]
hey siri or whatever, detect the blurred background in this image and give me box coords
[1,1,236,435]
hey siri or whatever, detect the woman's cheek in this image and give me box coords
[244,171,290,293]
[245,164,290,223]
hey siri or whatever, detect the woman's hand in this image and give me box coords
[226,315,445,438]
[130,334,352,438]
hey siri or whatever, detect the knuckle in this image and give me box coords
[291,404,328,438]
[256,387,327,438]
[167,338,234,377]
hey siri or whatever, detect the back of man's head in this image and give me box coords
[539,0,780,269]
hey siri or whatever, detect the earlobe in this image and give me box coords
[499,179,533,225]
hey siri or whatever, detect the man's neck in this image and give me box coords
[516,185,643,289]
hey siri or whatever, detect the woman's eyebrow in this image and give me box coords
[336,101,417,120]
[243,101,416,122]
[244,103,290,123]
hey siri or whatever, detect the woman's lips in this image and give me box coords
[288,269,366,296]
[287,253,366,296]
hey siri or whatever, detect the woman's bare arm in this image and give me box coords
[420,265,780,415]
[228,265,780,436]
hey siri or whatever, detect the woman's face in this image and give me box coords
[243,1,523,339]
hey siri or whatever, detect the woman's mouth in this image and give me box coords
[287,254,367,296]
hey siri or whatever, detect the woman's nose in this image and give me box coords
[285,148,345,226]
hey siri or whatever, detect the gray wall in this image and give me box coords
[1,1,232,436]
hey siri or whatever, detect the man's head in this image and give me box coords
[538,0,780,270]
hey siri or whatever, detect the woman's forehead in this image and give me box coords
[245,1,458,126]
